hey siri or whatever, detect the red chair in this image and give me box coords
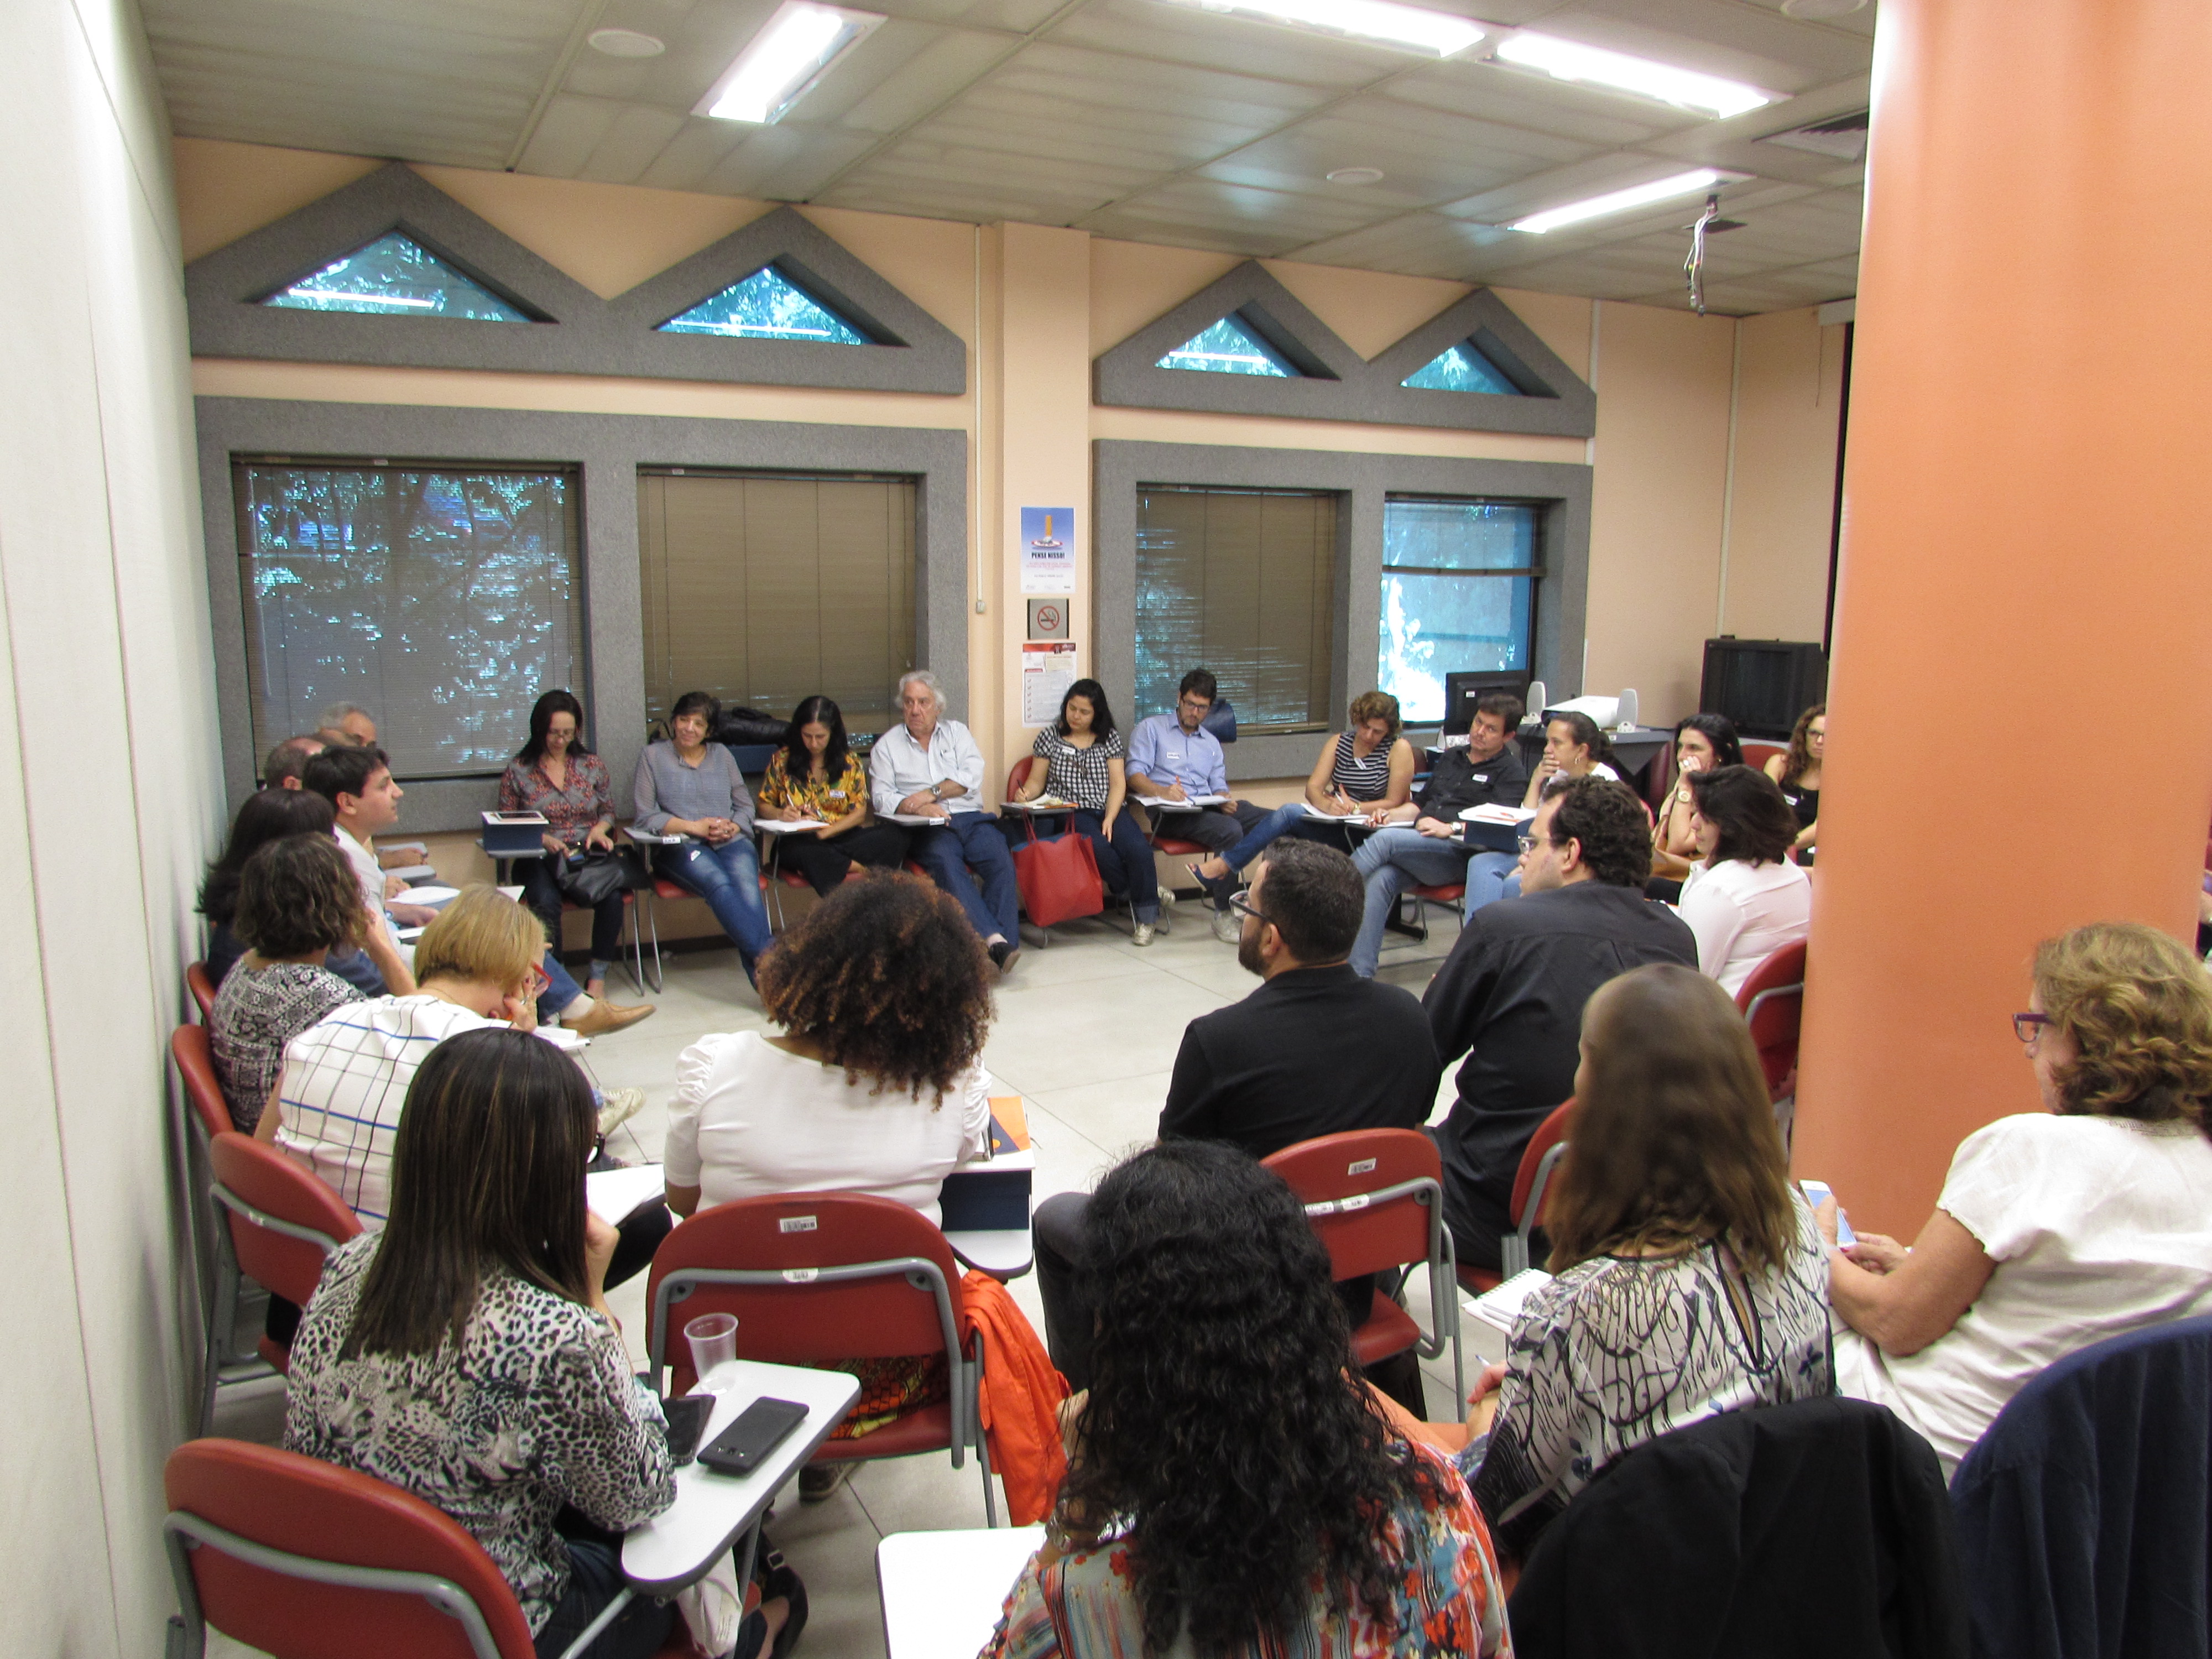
[1737,940,1807,1138]
[1457,1098,1575,1294]
[163,1438,706,1659]
[631,860,771,992]
[644,1192,997,1525]
[174,1025,235,1141]
[186,960,219,1021]
[1263,1129,1464,1404]
[175,1026,253,1423]
[208,1131,361,1375]
[1389,880,1468,950]
[1741,739,1790,774]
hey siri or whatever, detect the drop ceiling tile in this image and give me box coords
[1384,60,1691,148]
[576,105,692,184]
[1196,96,1601,211]
[1078,177,1395,255]
[822,142,1155,222]
[1435,152,1730,227]
[875,0,1068,29]
[694,124,886,199]
[628,119,761,193]
[1286,212,1525,280]
[833,30,1020,133]
[1513,1,1871,92]
[517,95,626,177]
[1042,0,1418,90]
[1732,0,1877,38]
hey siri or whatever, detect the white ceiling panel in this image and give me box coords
[1196,96,1602,211]
[150,0,1874,311]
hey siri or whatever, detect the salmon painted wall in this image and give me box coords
[173,138,1841,806]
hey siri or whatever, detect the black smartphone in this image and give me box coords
[661,1393,714,1466]
[696,1397,810,1477]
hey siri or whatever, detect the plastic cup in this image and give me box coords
[685,1312,738,1388]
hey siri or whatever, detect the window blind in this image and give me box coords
[233,461,582,778]
[1379,497,1542,726]
[1136,487,1338,732]
[637,471,916,732]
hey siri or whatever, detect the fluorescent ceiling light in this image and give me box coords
[1510,168,1736,234]
[697,2,885,124]
[1154,0,1485,59]
[1493,32,1776,119]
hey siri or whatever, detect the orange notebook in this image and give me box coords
[988,1095,1030,1155]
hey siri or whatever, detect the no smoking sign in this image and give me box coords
[1026,599,1067,640]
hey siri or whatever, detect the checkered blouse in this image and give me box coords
[1030,727,1124,815]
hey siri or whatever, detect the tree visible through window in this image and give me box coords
[1402,341,1523,395]
[1379,498,1541,726]
[1156,315,1295,377]
[234,462,583,776]
[259,233,531,321]
[658,266,871,342]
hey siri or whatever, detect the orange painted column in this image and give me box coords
[1793,0,2212,1233]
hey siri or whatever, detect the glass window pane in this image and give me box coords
[658,265,871,343]
[1157,314,1293,377]
[260,233,530,321]
[1401,340,1521,395]
[1136,488,1336,731]
[236,463,581,776]
[1379,498,1538,725]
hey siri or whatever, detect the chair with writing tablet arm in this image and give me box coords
[1736,940,1807,1145]
[207,1131,361,1376]
[162,1438,709,1659]
[186,961,219,1021]
[1455,1098,1575,1297]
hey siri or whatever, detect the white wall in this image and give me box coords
[0,1,224,1653]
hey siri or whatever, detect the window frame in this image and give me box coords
[1094,440,1592,782]
[1378,494,1548,728]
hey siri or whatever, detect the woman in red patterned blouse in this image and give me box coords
[500,691,630,1000]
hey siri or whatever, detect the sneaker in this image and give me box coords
[1212,906,1242,944]
[595,1087,645,1139]
[799,1463,854,1504]
[988,938,1021,975]
[1132,922,1155,947]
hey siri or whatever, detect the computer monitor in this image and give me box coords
[1442,671,1534,737]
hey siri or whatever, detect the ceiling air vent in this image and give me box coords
[1759,109,1869,162]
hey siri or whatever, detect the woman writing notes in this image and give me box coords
[499,690,632,1003]
[633,691,775,987]
[757,695,909,895]
[1016,679,1162,945]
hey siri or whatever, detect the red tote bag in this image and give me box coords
[1010,825,1105,928]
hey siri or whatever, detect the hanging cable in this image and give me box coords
[1684,193,1720,316]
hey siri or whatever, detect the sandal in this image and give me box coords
[1186,862,1235,909]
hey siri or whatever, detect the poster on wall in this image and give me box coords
[1019,506,1076,594]
[1020,640,1079,728]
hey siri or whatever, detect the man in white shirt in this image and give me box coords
[867,669,1022,971]
[301,743,650,1036]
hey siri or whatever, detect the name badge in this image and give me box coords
[1472,773,1489,782]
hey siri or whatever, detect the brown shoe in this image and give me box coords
[567,998,656,1039]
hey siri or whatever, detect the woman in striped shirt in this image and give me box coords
[1304,690,1418,819]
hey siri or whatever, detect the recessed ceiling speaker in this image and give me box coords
[588,28,667,57]
[1779,0,1869,18]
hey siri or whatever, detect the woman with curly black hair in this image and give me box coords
[987,1140,1511,1659]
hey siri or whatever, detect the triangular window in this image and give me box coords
[658,265,870,343]
[1157,314,1295,377]
[260,233,530,321]
[1402,341,1522,395]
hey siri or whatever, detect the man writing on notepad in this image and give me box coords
[1126,667,1306,943]
[1348,690,1529,978]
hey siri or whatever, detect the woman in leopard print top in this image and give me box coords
[285,1029,677,1655]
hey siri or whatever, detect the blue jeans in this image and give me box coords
[1349,826,1475,978]
[910,813,1020,941]
[533,1527,678,1659]
[1463,852,1521,918]
[656,839,774,976]
[1198,802,1308,894]
[1068,806,1158,922]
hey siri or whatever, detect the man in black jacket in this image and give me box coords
[1426,774,1696,1271]
[1349,691,1529,977]
[1032,839,1440,1391]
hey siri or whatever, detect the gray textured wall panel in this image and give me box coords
[197,397,967,832]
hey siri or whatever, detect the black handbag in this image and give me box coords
[555,848,634,906]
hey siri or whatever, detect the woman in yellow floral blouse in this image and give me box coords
[758,696,911,894]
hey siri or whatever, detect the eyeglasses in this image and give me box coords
[1228,886,1272,926]
[1177,696,1212,714]
[2013,1011,2056,1045]
[1516,833,1540,853]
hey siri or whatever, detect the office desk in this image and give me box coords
[620,1360,860,1596]
[877,1526,1046,1659]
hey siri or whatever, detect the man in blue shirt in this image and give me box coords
[1125,668,1305,943]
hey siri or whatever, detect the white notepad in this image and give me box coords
[587,1164,666,1225]
[1463,1269,1553,1334]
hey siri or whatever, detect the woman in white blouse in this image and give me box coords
[1827,922,2212,1477]
[1677,765,1811,996]
[664,872,993,1227]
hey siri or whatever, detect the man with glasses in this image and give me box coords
[1029,839,1439,1404]
[1127,667,1307,943]
[1347,690,1529,978]
[1425,774,1696,1272]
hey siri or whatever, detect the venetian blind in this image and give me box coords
[638,471,916,732]
[1135,486,1338,732]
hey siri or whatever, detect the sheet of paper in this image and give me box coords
[1460,804,1536,825]
[1463,1268,1553,1334]
[1148,793,1230,811]
[757,818,828,833]
[889,812,952,827]
[587,1164,666,1225]
[1002,796,1076,812]
[394,884,460,906]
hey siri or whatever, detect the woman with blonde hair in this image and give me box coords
[1449,963,1832,1562]
[1829,921,2212,1476]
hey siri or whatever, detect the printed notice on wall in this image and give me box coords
[1020,641,1079,728]
[1019,506,1075,594]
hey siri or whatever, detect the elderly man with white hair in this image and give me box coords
[868,669,1022,972]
